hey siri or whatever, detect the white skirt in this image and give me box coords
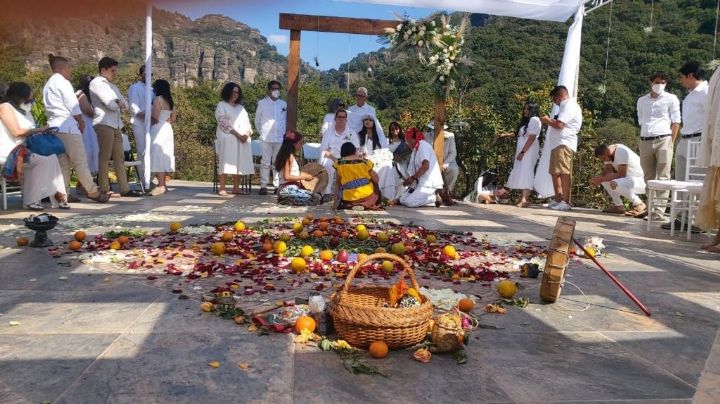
[23,153,67,206]
[533,139,555,198]
[82,115,99,173]
[506,136,539,190]
[150,122,175,172]
[217,134,254,175]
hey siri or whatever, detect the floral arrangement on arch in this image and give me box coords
[384,13,473,98]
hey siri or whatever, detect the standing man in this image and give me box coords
[254,80,286,195]
[591,144,646,216]
[319,108,360,201]
[636,71,681,220]
[426,122,458,204]
[348,87,385,139]
[90,57,143,198]
[676,62,708,182]
[541,85,583,211]
[127,65,152,186]
[43,54,108,203]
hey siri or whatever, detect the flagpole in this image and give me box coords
[143,1,153,189]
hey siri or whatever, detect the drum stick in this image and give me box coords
[573,238,651,317]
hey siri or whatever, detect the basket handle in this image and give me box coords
[341,253,420,292]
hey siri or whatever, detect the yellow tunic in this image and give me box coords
[334,158,375,201]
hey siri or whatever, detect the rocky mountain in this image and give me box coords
[0,8,310,86]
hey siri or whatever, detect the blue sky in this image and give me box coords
[158,0,439,71]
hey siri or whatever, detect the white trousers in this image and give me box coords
[399,186,438,208]
[260,141,282,188]
[602,176,645,206]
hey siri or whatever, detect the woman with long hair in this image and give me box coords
[274,131,320,206]
[506,101,541,207]
[387,121,403,152]
[148,79,175,196]
[0,82,68,210]
[357,115,386,157]
[215,82,254,196]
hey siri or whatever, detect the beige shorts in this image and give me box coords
[549,145,574,175]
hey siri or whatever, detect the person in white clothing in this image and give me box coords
[254,80,287,195]
[127,65,152,185]
[505,102,541,207]
[215,82,254,196]
[319,108,360,199]
[348,87,385,140]
[148,80,175,196]
[321,98,345,135]
[76,76,99,177]
[426,122,459,204]
[541,85,583,211]
[676,62,708,181]
[43,54,107,203]
[591,144,647,216]
[636,71,681,220]
[392,127,445,208]
[90,57,143,198]
[1,82,68,210]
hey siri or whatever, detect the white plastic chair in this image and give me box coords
[109,133,145,193]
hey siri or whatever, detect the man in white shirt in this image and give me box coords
[254,80,287,195]
[90,57,142,198]
[127,65,152,186]
[541,85,583,211]
[42,55,107,203]
[319,108,360,199]
[676,62,708,182]
[348,87,385,140]
[636,71,681,219]
[591,144,646,216]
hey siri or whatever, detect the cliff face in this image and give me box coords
[1,9,294,86]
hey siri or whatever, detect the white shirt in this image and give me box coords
[410,139,444,190]
[254,96,287,143]
[127,81,152,125]
[442,131,458,167]
[42,73,81,135]
[608,144,644,178]
[681,81,708,135]
[0,103,33,162]
[636,91,681,138]
[546,98,583,152]
[321,113,335,135]
[89,76,126,129]
[320,126,359,160]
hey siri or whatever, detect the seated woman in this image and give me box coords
[274,131,321,206]
[464,170,510,204]
[333,142,381,210]
[391,127,445,208]
[0,82,68,210]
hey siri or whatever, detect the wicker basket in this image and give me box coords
[329,253,433,349]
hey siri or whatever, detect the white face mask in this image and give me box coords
[271,90,280,99]
[652,83,666,94]
[20,102,32,113]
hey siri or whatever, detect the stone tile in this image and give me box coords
[0,334,118,404]
[56,331,293,404]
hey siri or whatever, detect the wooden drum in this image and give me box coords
[540,217,576,303]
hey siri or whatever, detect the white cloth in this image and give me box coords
[507,117,541,190]
[545,98,582,152]
[127,81,151,125]
[636,92,681,138]
[699,68,720,168]
[81,114,99,173]
[42,73,82,134]
[280,155,300,185]
[367,148,396,200]
[348,104,385,140]
[681,81,708,135]
[321,113,335,135]
[0,105,66,206]
[89,76,126,129]
[150,109,174,172]
[359,135,389,157]
[399,140,444,207]
[319,126,359,194]
[533,134,556,199]
[254,96,287,143]
[215,101,254,175]
[261,141,282,187]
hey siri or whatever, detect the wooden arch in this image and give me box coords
[279,13,447,165]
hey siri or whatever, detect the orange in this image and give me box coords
[391,242,406,256]
[262,240,273,252]
[334,216,343,224]
[356,229,369,241]
[312,229,324,238]
[221,231,233,242]
[200,302,214,312]
[301,218,311,226]
[73,231,87,242]
[340,231,350,239]
[497,280,518,299]
[319,221,329,230]
[292,222,304,233]
[458,298,475,312]
[290,257,307,273]
[16,236,29,247]
[295,315,316,333]
[376,232,389,243]
[273,240,287,254]
[300,245,314,257]
[319,250,333,261]
[109,241,122,250]
[69,240,83,250]
[211,242,226,256]
[369,341,389,358]
[356,224,367,232]
[117,235,129,245]
[169,222,182,232]
[305,213,314,221]
[234,221,246,231]
[443,245,457,259]
[382,260,394,273]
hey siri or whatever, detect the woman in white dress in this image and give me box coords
[215,82,254,196]
[505,102,541,207]
[358,115,394,200]
[0,82,68,210]
[76,76,98,175]
[148,79,175,196]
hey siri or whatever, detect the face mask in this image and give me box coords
[652,83,666,94]
[271,90,280,99]
[20,102,32,113]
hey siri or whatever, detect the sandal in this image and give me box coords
[218,190,232,197]
[58,201,70,209]
[26,202,44,211]
[87,192,110,203]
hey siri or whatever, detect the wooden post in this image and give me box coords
[287,29,301,132]
[433,98,445,168]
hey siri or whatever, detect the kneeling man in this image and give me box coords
[591,144,647,216]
